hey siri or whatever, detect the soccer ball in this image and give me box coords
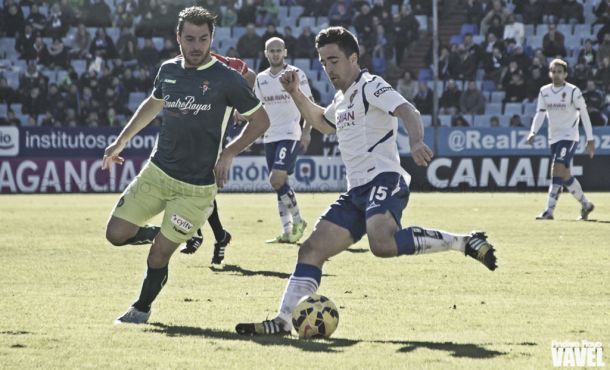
[291,294,339,339]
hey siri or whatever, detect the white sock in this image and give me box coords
[276,275,319,328]
[564,177,589,206]
[277,200,292,235]
[546,177,563,214]
[395,226,468,255]
[278,185,303,224]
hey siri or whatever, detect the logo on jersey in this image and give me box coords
[561,92,566,101]
[374,86,393,98]
[171,214,193,235]
[163,95,212,115]
[201,80,210,96]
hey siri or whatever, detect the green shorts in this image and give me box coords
[112,161,217,244]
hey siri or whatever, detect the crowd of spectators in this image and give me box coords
[1,0,609,127]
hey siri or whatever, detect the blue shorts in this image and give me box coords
[264,140,301,175]
[320,172,410,242]
[550,140,578,167]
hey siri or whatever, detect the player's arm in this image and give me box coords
[527,90,547,145]
[393,102,433,166]
[102,95,164,169]
[244,68,256,89]
[280,69,335,135]
[298,71,315,151]
[574,89,595,158]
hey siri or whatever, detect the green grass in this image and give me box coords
[1,193,609,369]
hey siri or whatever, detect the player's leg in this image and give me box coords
[265,141,292,242]
[537,141,571,220]
[275,140,306,242]
[556,142,595,220]
[236,193,364,336]
[106,166,166,246]
[116,180,216,324]
[364,173,497,270]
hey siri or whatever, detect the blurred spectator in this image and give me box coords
[483,46,505,83]
[47,3,70,39]
[0,110,21,126]
[86,0,112,28]
[526,56,549,100]
[256,0,279,26]
[302,0,330,17]
[135,67,152,92]
[508,45,531,72]
[542,0,562,24]
[489,115,500,127]
[451,114,470,127]
[389,12,412,66]
[114,2,135,28]
[27,4,48,35]
[137,38,161,69]
[439,79,462,114]
[577,39,597,68]
[136,11,155,37]
[358,44,374,73]
[106,107,121,127]
[465,0,486,25]
[237,0,257,26]
[283,26,298,58]
[0,77,19,105]
[262,23,282,44]
[39,111,59,127]
[222,7,238,27]
[480,0,509,37]
[410,0,432,16]
[154,4,176,37]
[58,0,77,27]
[594,0,610,25]
[583,80,607,126]
[396,70,418,102]
[354,3,374,35]
[15,24,37,60]
[85,111,102,127]
[159,37,179,61]
[449,44,477,81]
[64,108,78,127]
[63,83,80,112]
[90,27,117,59]
[487,16,505,41]
[22,87,47,118]
[503,14,524,46]
[19,61,49,97]
[328,1,352,28]
[561,0,584,24]
[522,0,543,24]
[571,63,595,89]
[460,81,486,114]
[237,24,263,59]
[437,45,451,80]
[482,32,505,55]
[121,68,139,93]
[226,46,240,58]
[463,33,482,67]
[504,73,527,103]
[596,57,610,87]
[116,26,137,57]
[509,114,524,127]
[294,26,316,59]
[502,60,524,89]
[32,37,51,65]
[120,39,138,62]
[413,82,433,115]
[542,23,566,58]
[69,24,92,59]
[46,38,70,69]
[4,3,25,37]
[598,33,610,64]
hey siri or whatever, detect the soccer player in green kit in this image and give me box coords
[102,6,270,324]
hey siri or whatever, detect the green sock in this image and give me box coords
[133,264,168,313]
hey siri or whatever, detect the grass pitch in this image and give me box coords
[0,192,608,369]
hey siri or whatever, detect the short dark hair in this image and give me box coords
[177,6,216,36]
[315,27,359,59]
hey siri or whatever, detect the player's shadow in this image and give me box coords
[146,323,359,353]
[382,340,506,358]
[345,248,368,254]
[561,219,610,224]
[209,264,335,279]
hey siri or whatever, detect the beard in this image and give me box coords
[183,49,209,67]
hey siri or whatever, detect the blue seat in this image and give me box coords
[417,68,432,81]
[460,24,478,36]
[481,80,496,92]
[485,103,502,115]
[449,35,463,45]
[504,102,523,115]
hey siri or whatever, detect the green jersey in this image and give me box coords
[150,56,261,185]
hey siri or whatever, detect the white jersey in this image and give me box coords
[530,82,593,144]
[255,65,313,143]
[323,71,410,190]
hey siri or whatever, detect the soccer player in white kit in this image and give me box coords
[255,37,313,243]
[236,27,498,336]
[527,59,595,220]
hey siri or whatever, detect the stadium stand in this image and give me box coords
[0,0,608,128]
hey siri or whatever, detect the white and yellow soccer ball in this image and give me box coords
[291,294,339,339]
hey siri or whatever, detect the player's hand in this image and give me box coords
[300,131,311,153]
[586,140,595,159]
[233,111,247,124]
[214,150,235,188]
[410,141,433,166]
[102,140,126,170]
[526,133,535,145]
[279,70,299,94]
